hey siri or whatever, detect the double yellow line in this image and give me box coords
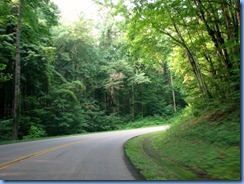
[0,139,85,171]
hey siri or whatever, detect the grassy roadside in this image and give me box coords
[124,132,198,180]
[124,105,240,180]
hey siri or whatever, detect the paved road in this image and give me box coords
[0,126,170,180]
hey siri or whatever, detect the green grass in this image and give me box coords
[124,132,197,180]
[124,105,240,180]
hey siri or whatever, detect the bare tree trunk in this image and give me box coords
[131,84,135,120]
[139,84,144,117]
[13,0,22,140]
[170,70,176,113]
[234,0,240,27]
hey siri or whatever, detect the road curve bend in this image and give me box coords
[0,125,170,180]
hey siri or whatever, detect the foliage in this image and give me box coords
[0,0,239,142]
[0,119,12,141]
[0,0,60,139]
[23,125,46,139]
[0,0,239,180]
[126,0,240,109]
[0,64,12,82]
[122,116,169,129]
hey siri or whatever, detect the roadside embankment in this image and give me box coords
[124,106,240,180]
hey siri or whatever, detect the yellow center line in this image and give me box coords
[0,139,85,171]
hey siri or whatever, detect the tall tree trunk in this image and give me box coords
[131,84,135,120]
[234,0,240,27]
[13,0,22,140]
[172,21,210,99]
[170,70,176,113]
[139,84,144,117]
[194,0,232,72]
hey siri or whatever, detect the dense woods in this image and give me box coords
[0,0,240,141]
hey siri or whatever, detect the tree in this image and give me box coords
[126,0,240,109]
[12,0,21,140]
[0,0,59,139]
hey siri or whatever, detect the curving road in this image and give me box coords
[0,126,170,180]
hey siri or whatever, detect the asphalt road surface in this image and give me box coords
[0,126,170,180]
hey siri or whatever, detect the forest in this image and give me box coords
[0,0,240,141]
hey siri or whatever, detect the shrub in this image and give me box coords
[24,125,46,139]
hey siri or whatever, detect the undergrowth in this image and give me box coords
[122,116,171,129]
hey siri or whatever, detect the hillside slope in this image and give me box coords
[124,105,240,180]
